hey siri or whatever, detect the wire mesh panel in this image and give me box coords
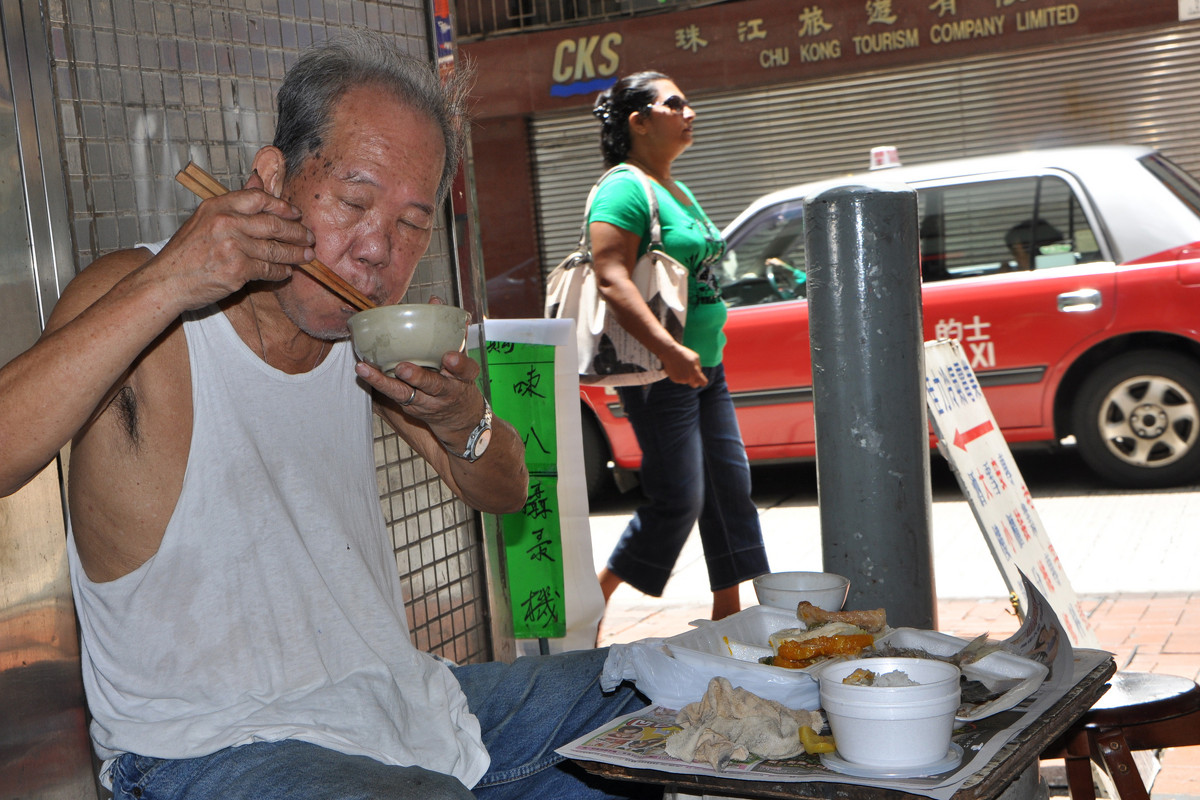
[375,418,492,664]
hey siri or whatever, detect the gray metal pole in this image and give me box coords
[804,182,936,630]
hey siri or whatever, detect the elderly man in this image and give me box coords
[0,33,648,800]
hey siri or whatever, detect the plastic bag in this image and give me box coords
[601,639,821,711]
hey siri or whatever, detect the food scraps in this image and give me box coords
[796,601,888,633]
[665,676,826,771]
[798,725,836,754]
[841,667,919,687]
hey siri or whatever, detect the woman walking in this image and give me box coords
[589,72,769,620]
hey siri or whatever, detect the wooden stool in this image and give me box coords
[1041,672,1200,800]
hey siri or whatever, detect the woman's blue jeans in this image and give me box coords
[106,649,657,799]
[611,363,769,596]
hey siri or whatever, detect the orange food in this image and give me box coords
[775,634,875,668]
[772,655,809,669]
[799,725,836,754]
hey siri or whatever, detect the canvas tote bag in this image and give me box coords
[544,164,689,386]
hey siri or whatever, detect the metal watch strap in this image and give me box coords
[452,399,492,462]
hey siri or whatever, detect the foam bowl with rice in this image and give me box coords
[816,656,961,771]
[347,303,470,375]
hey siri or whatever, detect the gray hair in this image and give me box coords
[273,31,473,202]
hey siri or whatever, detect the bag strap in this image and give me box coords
[577,163,667,257]
[574,164,624,254]
[614,164,666,248]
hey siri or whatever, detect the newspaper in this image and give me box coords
[558,573,1112,800]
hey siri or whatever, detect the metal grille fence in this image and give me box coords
[454,0,718,39]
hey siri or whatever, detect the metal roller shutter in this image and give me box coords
[529,22,1200,277]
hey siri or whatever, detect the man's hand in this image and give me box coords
[149,171,316,311]
[362,347,529,515]
[357,349,486,450]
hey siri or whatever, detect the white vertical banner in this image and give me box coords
[923,339,1098,648]
[1182,0,1200,21]
[475,319,605,655]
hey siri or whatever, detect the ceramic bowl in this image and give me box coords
[752,571,850,612]
[347,304,470,374]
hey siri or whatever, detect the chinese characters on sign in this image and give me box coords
[546,0,1099,97]
[483,341,567,639]
[935,315,996,368]
[674,1,1083,71]
[924,339,1095,647]
[675,24,708,52]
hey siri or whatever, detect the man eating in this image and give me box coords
[0,31,648,800]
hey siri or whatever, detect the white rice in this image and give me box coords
[872,669,919,687]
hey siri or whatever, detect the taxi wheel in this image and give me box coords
[1072,351,1200,488]
[581,411,614,500]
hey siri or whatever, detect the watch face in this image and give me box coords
[473,428,492,458]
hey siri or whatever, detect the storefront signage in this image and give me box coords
[550,32,622,96]
[465,0,1181,118]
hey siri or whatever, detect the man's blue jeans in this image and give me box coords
[107,649,657,799]
[611,363,769,596]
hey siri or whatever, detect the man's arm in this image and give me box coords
[362,352,529,515]
[0,184,315,497]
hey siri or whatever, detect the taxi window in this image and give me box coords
[718,199,807,307]
[1141,153,1200,218]
[917,175,1102,282]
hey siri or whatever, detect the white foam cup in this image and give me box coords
[817,657,961,768]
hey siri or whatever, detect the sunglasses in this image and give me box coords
[646,95,691,113]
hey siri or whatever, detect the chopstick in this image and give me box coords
[175,162,376,311]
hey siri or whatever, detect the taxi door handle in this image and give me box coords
[1057,289,1102,313]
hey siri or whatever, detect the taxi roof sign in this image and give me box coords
[870,145,902,170]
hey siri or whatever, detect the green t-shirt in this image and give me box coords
[588,167,728,367]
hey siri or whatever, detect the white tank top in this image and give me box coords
[67,258,488,786]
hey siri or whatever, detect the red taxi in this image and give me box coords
[579,145,1200,496]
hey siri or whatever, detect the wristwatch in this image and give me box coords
[449,399,493,462]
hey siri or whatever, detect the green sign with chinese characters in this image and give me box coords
[481,340,565,639]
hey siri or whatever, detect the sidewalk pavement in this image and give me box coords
[589,459,1200,798]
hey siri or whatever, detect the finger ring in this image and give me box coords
[400,386,417,406]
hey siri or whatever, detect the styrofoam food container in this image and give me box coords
[663,605,821,709]
[876,627,1049,721]
[817,656,961,768]
[665,606,809,676]
[752,571,850,611]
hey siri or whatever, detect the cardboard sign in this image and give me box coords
[482,339,567,639]
[924,339,1097,647]
[471,319,605,648]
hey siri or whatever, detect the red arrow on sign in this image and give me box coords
[953,420,995,451]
